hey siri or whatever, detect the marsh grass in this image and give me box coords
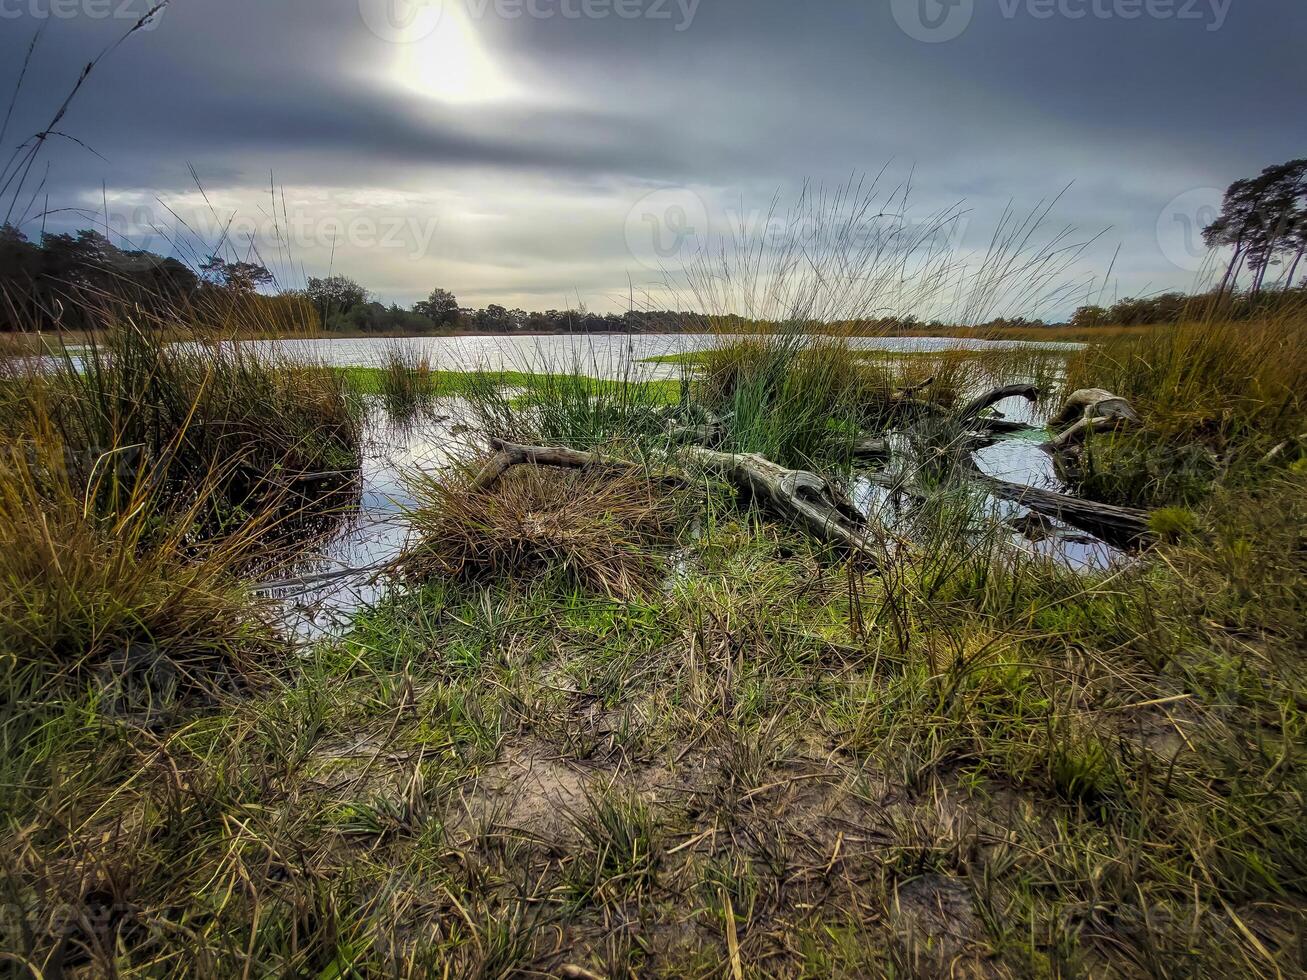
[375,340,437,420]
[0,434,282,709]
[1061,312,1307,505]
[3,459,1305,975]
[4,180,1307,973]
[692,331,1066,469]
[455,345,687,455]
[10,320,362,520]
[402,462,684,598]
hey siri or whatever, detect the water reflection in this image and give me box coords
[260,403,470,639]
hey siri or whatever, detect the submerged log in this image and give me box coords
[682,447,885,566]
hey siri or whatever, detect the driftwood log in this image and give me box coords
[956,384,1040,427]
[1044,388,1139,452]
[475,440,885,563]
[476,438,686,490]
[972,474,1151,545]
[852,435,891,460]
[681,448,885,566]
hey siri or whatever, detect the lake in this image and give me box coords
[252,332,1076,379]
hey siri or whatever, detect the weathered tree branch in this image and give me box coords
[972,473,1151,544]
[682,447,885,566]
[955,384,1040,427]
[1042,389,1140,453]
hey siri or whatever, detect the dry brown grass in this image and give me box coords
[0,429,282,711]
[402,463,683,598]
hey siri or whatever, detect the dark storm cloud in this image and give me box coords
[0,0,1299,312]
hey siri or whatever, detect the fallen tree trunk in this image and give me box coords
[1044,416,1129,452]
[1051,388,1139,430]
[681,447,885,566]
[476,440,883,560]
[861,458,1152,546]
[475,438,685,491]
[971,473,1151,545]
[972,418,1041,436]
[852,434,891,459]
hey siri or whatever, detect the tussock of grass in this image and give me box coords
[0,445,280,708]
[374,340,437,419]
[457,363,686,452]
[10,323,361,515]
[402,463,682,598]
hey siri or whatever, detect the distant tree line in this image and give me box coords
[1,225,203,330]
[0,229,708,335]
[1068,286,1307,329]
[300,277,709,335]
[0,224,311,332]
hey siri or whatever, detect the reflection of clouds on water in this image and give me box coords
[271,404,473,640]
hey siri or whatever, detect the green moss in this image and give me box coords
[1149,505,1200,541]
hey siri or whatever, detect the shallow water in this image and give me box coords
[249,331,1075,380]
[261,406,467,639]
[254,333,1112,639]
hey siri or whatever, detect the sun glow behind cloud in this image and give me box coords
[391,8,518,105]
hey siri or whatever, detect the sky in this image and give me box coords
[0,0,1301,319]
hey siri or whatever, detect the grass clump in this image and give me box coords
[14,322,361,518]
[564,785,662,904]
[1148,505,1200,541]
[0,437,281,710]
[697,333,859,466]
[374,340,437,419]
[457,359,686,453]
[401,463,683,598]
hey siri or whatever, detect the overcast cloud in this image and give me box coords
[0,0,1300,316]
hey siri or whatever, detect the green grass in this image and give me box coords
[335,365,540,396]
[7,471,1304,975]
[1060,316,1307,507]
[5,317,1307,976]
[336,365,682,404]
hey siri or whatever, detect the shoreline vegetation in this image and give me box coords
[3,297,1307,976]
